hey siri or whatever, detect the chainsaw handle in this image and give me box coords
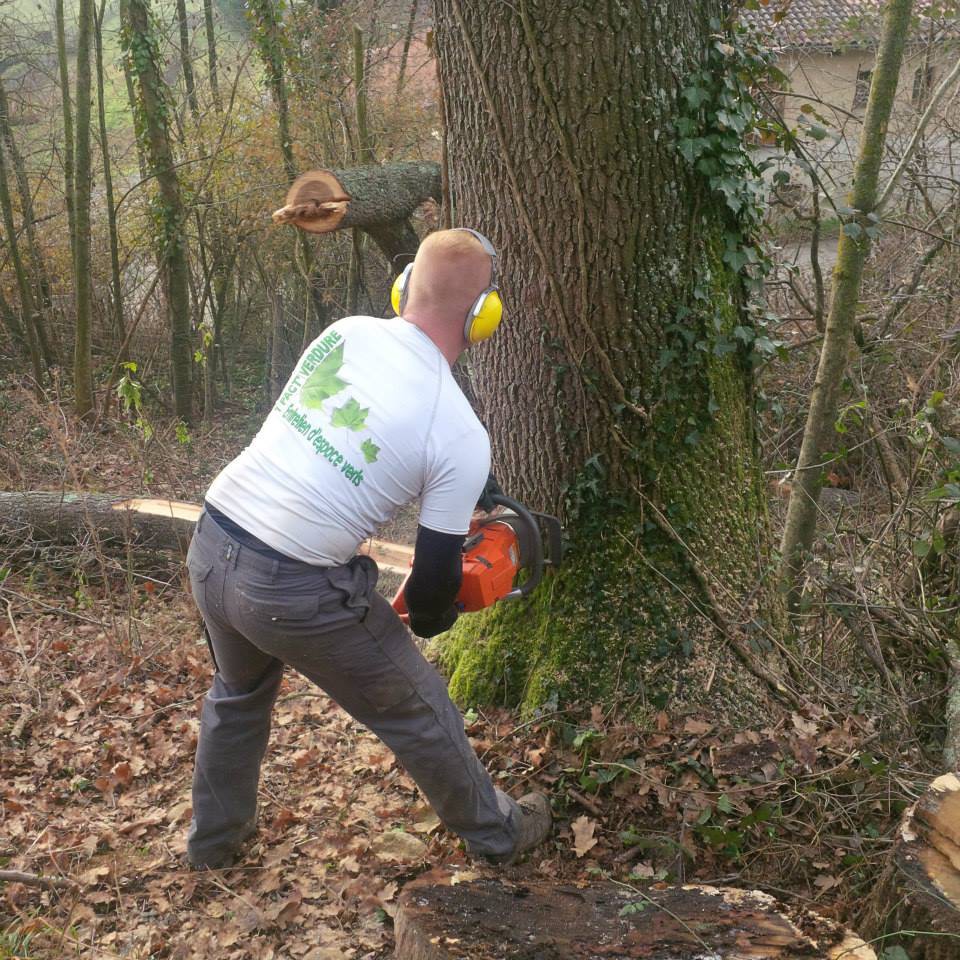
[489,493,544,600]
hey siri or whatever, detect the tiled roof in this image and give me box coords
[742,0,959,51]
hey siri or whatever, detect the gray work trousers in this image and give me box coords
[185,510,519,866]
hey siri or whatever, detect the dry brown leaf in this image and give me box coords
[274,890,303,925]
[371,829,428,862]
[571,815,598,858]
[683,718,713,735]
[80,864,111,884]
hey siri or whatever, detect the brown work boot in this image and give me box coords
[507,793,552,862]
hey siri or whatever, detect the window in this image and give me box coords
[853,68,872,108]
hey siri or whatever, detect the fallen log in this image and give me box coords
[272,163,441,270]
[0,492,413,577]
[395,868,876,960]
[862,772,960,960]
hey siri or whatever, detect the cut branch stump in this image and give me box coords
[271,162,441,271]
[395,869,876,959]
[863,772,960,960]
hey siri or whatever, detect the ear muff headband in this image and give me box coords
[390,229,503,343]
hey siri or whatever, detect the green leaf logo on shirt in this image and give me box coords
[300,343,347,408]
[330,396,369,431]
[360,438,380,464]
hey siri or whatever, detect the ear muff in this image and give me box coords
[391,263,413,316]
[465,288,503,343]
[392,228,503,343]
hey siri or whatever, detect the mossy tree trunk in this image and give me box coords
[121,0,194,423]
[432,0,784,719]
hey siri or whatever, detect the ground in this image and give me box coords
[0,382,937,958]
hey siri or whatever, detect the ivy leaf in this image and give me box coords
[330,396,369,431]
[301,343,347,408]
[360,438,380,464]
[682,85,711,109]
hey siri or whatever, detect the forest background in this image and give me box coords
[1,0,960,957]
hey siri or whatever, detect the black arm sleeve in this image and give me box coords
[403,525,464,638]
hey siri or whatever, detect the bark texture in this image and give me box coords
[0,492,411,578]
[861,773,960,960]
[395,869,877,959]
[0,493,197,574]
[432,0,782,716]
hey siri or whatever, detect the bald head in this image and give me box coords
[402,229,494,331]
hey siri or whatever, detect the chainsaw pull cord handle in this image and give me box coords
[490,493,544,600]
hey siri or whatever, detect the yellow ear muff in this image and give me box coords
[465,289,503,343]
[391,264,413,316]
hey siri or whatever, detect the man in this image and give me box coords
[184,228,552,869]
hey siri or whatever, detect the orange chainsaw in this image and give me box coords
[391,494,563,620]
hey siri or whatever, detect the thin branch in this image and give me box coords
[876,54,960,212]
[0,869,76,890]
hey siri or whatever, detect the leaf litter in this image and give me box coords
[0,391,936,957]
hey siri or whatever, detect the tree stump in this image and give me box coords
[863,772,960,960]
[395,869,876,959]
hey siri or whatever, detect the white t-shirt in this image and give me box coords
[205,316,491,565]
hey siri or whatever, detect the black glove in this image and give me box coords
[409,605,459,639]
[476,473,503,513]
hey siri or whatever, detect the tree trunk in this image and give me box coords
[55,0,77,273]
[0,75,57,359]
[394,0,419,104]
[861,773,960,960]
[73,0,95,418]
[0,283,29,357]
[202,0,221,113]
[0,131,45,391]
[430,0,784,717]
[175,0,199,121]
[274,163,438,271]
[121,0,194,423]
[0,492,411,577]
[122,58,148,182]
[94,0,125,344]
[395,869,876,960]
[779,0,914,608]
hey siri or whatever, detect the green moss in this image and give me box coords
[436,302,781,718]
[437,499,714,714]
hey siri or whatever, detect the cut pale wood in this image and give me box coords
[272,162,441,270]
[395,869,876,960]
[864,772,960,960]
[0,491,413,576]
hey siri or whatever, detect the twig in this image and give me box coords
[10,702,31,740]
[0,869,76,890]
[876,53,960,212]
[566,788,602,817]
